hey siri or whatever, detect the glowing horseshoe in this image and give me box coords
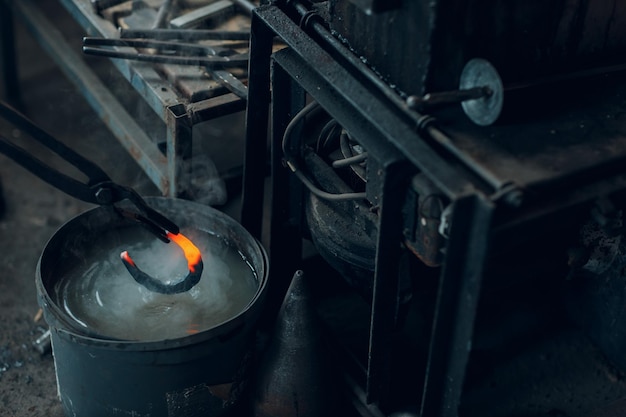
[120,232,203,294]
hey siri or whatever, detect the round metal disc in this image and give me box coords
[459,58,504,126]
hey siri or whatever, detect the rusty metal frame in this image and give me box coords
[2,0,246,197]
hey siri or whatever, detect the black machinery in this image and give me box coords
[240,1,626,416]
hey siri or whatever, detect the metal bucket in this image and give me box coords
[36,197,269,417]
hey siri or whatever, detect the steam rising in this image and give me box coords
[54,227,257,341]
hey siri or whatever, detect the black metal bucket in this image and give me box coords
[36,197,269,417]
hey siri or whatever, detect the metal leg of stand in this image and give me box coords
[165,103,193,198]
[263,61,306,325]
[366,160,414,405]
[0,0,21,104]
[420,194,494,417]
[241,8,275,239]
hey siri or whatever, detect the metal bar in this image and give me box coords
[262,58,306,326]
[81,46,249,68]
[83,37,239,57]
[407,87,491,108]
[366,159,415,404]
[165,103,192,197]
[207,69,248,100]
[10,0,170,194]
[241,9,275,238]
[420,194,494,417]
[152,0,174,29]
[0,0,20,104]
[120,28,251,41]
[187,93,246,124]
[170,0,235,29]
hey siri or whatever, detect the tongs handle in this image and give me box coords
[0,101,111,202]
[0,100,179,238]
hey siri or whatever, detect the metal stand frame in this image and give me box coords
[241,3,495,416]
[0,1,20,105]
[1,0,246,197]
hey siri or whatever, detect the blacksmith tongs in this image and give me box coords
[0,100,179,242]
[0,100,208,296]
